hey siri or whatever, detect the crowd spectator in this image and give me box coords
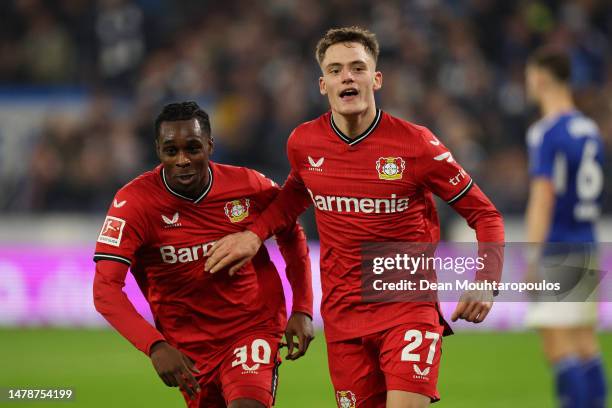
[1,0,611,236]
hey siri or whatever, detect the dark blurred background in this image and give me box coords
[1,0,611,238]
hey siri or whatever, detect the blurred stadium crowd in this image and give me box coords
[1,0,611,225]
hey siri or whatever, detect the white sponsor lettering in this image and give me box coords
[307,188,409,214]
[160,242,215,264]
[449,168,467,186]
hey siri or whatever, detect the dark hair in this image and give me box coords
[527,48,572,83]
[154,101,211,140]
[315,26,379,66]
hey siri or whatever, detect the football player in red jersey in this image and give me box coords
[206,27,504,407]
[93,102,314,408]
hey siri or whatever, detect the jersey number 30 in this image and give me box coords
[232,339,272,368]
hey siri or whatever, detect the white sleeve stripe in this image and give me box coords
[93,253,132,266]
[447,179,474,204]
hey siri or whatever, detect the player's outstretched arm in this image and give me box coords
[94,261,201,398]
[93,260,166,353]
[206,230,263,275]
[450,183,505,323]
[276,222,314,360]
[417,128,504,323]
[206,169,312,274]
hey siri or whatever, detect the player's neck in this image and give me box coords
[163,165,211,200]
[187,169,211,199]
[540,89,575,118]
[331,106,378,138]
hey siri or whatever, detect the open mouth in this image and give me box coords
[339,88,359,100]
[176,173,196,183]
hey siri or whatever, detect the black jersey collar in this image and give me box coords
[161,166,213,204]
[330,109,382,146]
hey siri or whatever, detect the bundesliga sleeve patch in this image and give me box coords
[97,216,126,247]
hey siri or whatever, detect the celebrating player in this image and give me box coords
[524,48,607,408]
[93,102,314,408]
[206,27,504,407]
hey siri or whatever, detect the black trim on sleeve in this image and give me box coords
[447,179,474,205]
[93,253,132,266]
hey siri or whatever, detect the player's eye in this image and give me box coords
[187,147,202,154]
[164,148,177,155]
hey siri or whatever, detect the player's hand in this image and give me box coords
[205,231,262,275]
[150,341,201,399]
[451,289,494,324]
[284,312,315,360]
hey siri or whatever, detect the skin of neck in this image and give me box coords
[539,85,575,118]
[331,102,377,138]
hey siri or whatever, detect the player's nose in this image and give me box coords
[176,150,190,167]
[340,67,354,82]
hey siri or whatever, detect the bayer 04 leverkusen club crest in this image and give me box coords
[224,198,250,223]
[376,157,406,180]
[336,390,356,408]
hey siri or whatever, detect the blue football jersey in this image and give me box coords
[527,110,604,243]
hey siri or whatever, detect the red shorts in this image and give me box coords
[182,332,282,407]
[327,322,445,408]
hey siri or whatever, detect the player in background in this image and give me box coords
[524,49,607,408]
[206,27,504,407]
[93,102,314,408]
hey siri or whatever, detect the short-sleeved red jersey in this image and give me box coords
[249,110,504,341]
[94,161,311,361]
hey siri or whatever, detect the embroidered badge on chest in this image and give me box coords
[376,157,406,180]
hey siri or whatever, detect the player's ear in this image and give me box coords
[319,76,327,95]
[373,71,382,91]
[207,135,214,155]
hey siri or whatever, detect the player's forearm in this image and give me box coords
[452,184,505,282]
[93,262,165,355]
[249,171,312,241]
[453,184,505,242]
[276,222,313,317]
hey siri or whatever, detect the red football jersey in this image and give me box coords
[94,161,311,362]
[249,110,504,341]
